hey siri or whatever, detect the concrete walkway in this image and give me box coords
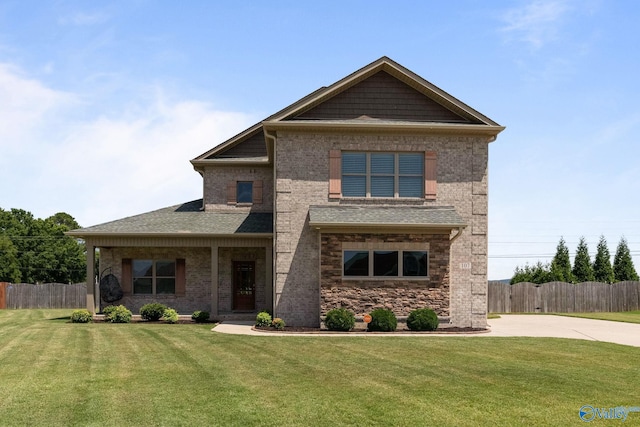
[213,315,640,347]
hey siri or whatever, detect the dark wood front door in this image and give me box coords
[233,261,255,311]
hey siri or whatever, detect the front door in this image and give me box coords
[233,261,255,311]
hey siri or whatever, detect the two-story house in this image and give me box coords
[69,57,504,328]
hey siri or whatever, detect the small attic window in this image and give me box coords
[237,182,253,204]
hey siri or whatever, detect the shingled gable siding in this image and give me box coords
[294,71,471,122]
[320,233,451,317]
[100,247,211,314]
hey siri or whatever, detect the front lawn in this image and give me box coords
[554,311,640,324]
[0,309,639,426]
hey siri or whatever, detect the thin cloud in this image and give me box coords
[0,64,257,227]
[500,0,570,49]
[58,11,110,26]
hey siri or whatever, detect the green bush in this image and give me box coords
[102,305,116,316]
[140,303,168,321]
[70,309,93,323]
[162,308,179,324]
[271,317,285,330]
[255,310,272,327]
[191,311,210,323]
[105,305,132,323]
[324,308,355,331]
[406,308,439,331]
[368,308,397,332]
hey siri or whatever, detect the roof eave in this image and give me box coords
[308,222,467,230]
[66,231,273,239]
[264,120,505,138]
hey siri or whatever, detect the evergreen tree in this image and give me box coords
[550,237,573,282]
[593,235,614,284]
[511,262,552,284]
[613,236,639,281]
[572,237,594,282]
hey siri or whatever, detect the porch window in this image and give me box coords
[132,259,176,294]
[343,250,428,278]
[341,152,424,198]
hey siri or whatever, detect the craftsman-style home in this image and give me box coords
[69,57,504,328]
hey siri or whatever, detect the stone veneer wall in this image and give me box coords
[320,233,451,317]
[99,247,211,314]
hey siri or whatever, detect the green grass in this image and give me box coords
[1,309,640,426]
[553,310,640,324]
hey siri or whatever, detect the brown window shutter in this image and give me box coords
[329,150,341,198]
[425,151,437,200]
[121,258,132,295]
[176,258,186,296]
[227,181,237,204]
[253,180,263,204]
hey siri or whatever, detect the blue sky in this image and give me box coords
[1,0,639,279]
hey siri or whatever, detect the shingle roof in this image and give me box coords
[308,205,466,229]
[67,200,273,237]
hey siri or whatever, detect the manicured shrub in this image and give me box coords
[324,308,356,331]
[191,311,210,323]
[406,308,439,331]
[271,317,285,330]
[368,308,397,332]
[162,308,179,324]
[140,303,168,321]
[70,309,93,323]
[255,310,272,327]
[105,305,132,323]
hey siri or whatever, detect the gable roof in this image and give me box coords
[191,56,504,171]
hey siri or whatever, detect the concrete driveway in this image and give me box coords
[214,315,640,347]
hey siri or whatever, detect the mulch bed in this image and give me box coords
[253,326,489,334]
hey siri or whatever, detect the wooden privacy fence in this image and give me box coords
[488,281,640,313]
[0,283,86,309]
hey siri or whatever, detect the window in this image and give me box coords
[132,259,176,294]
[236,181,253,203]
[341,152,424,198]
[343,250,428,278]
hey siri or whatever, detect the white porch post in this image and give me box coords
[86,243,96,313]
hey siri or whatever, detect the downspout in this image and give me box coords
[450,226,465,244]
[264,129,277,317]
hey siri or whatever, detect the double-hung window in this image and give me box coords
[341,152,423,198]
[132,259,176,294]
[343,249,428,278]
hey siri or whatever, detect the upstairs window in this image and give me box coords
[236,181,253,203]
[341,152,424,198]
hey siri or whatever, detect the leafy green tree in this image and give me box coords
[511,261,553,284]
[593,235,614,284]
[0,208,86,283]
[0,235,21,282]
[613,236,639,281]
[572,237,594,282]
[550,237,573,282]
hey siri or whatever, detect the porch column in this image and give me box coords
[86,243,96,313]
[211,243,219,317]
[265,241,273,312]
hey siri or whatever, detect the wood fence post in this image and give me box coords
[0,282,6,309]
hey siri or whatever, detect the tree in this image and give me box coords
[572,237,594,282]
[550,237,573,282]
[0,208,86,283]
[593,235,614,284]
[613,236,639,281]
[511,261,553,284]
